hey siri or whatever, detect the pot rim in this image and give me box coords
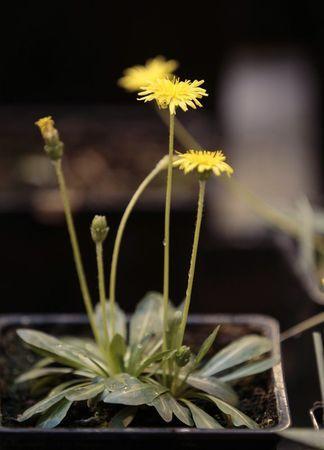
[0,312,290,435]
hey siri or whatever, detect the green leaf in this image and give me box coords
[17,384,88,421]
[17,329,108,376]
[109,406,138,428]
[200,394,258,429]
[181,399,223,429]
[130,292,169,345]
[149,392,173,422]
[16,367,73,384]
[219,355,279,382]
[95,301,127,340]
[108,333,127,372]
[36,398,72,429]
[48,380,83,396]
[65,380,106,401]
[199,335,272,377]
[187,374,238,405]
[280,429,324,449]
[103,373,167,406]
[135,349,177,376]
[168,396,193,426]
[194,326,220,366]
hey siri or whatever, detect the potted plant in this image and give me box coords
[0,63,290,448]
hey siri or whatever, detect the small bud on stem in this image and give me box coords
[35,116,64,161]
[175,345,191,367]
[91,215,109,243]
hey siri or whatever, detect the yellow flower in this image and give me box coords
[138,78,208,115]
[174,150,234,177]
[35,116,63,160]
[35,116,54,133]
[118,56,178,92]
[35,116,59,142]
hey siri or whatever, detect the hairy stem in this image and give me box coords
[53,160,99,345]
[178,179,206,347]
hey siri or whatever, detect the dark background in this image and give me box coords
[0,1,323,431]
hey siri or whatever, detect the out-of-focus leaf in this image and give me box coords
[187,375,238,406]
[108,406,138,428]
[181,399,223,429]
[16,367,73,384]
[199,335,272,377]
[129,292,165,345]
[219,355,279,382]
[200,394,258,429]
[36,398,72,429]
[280,429,324,449]
[17,329,107,376]
[95,301,127,340]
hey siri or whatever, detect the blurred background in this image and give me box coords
[0,1,324,428]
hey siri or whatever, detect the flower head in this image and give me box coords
[174,150,234,177]
[118,56,178,92]
[35,116,64,161]
[138,78,208,115]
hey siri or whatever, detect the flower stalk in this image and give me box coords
[91,215,110,355]
[178,178,206,347]
[53,160,99,346]
[162,113,175,358]
[109,156,169,337]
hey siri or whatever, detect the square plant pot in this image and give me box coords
[0,313,290,450]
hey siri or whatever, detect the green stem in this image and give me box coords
[162,113,175,355]
[95,242,110,350]
[109,155,169,336]
[53,160,99,345]
[178,179,206,347]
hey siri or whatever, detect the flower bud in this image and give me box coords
[175,345,191,367]
[91,215,109,243]
[35,116,64,161]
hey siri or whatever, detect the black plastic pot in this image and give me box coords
[0,313,290,450]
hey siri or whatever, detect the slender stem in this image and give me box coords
[162,113,175,355]
[312,332,324,411]
[281,313,324,341]
[96,242,109,350]
[109,156,169,336]
[178,179,206,348]
[53,160,99,345]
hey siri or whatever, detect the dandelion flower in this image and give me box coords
[35,116,54,134]
[118,56,178,92]
[174,150,234,177]
[138,78,208,115]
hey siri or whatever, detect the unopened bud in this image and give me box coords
[175,345,191,367]
[35,116,64,161]
[91,215,109,243]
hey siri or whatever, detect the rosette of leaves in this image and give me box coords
[16,293,277,429]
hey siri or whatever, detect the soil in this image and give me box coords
[0,321,278,429]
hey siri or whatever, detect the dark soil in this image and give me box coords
[0,321,278,429]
